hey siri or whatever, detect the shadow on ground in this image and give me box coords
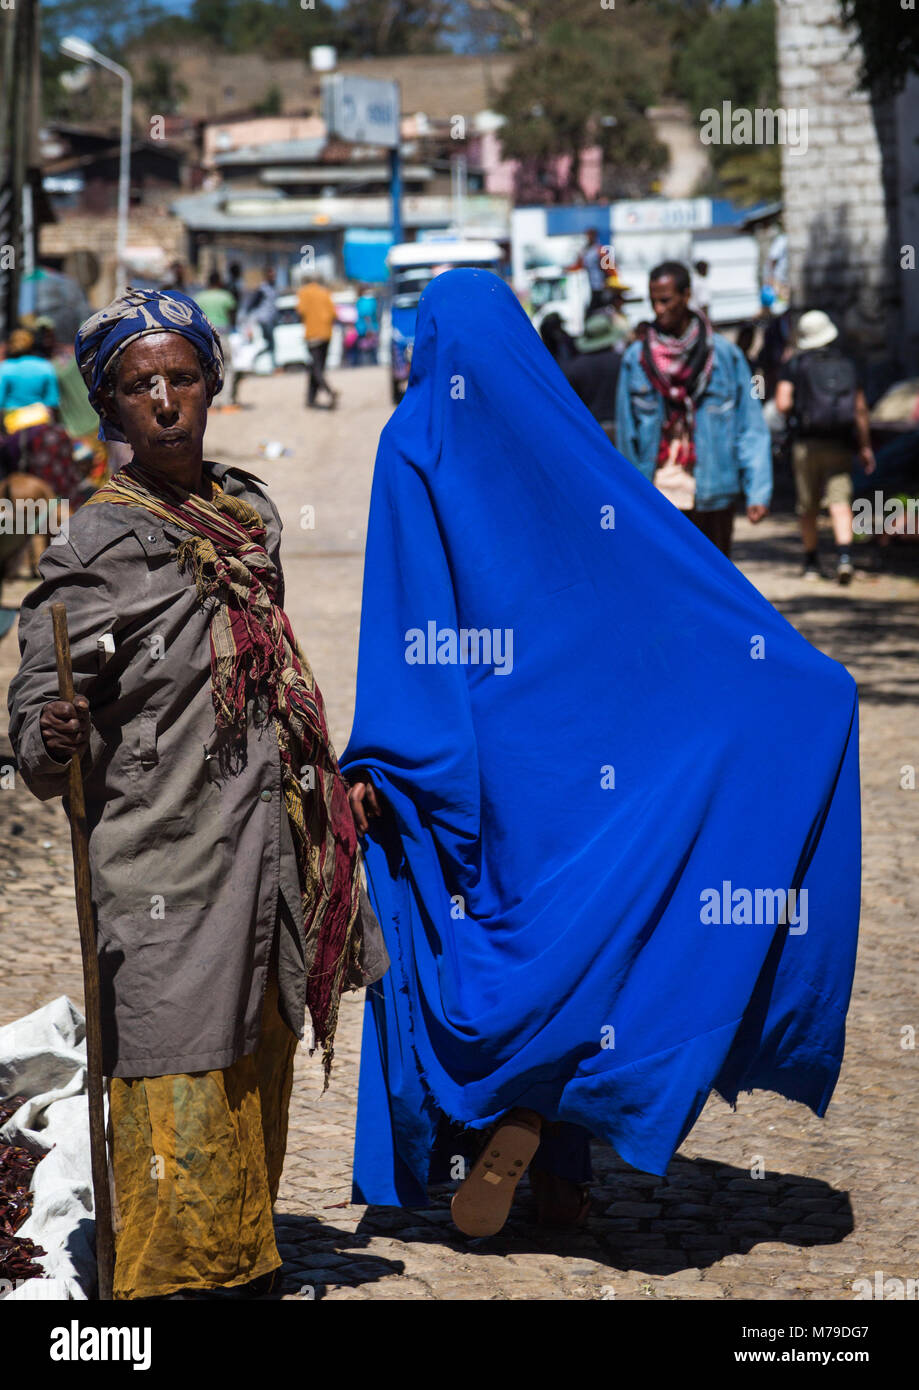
[274,1148,853,1295]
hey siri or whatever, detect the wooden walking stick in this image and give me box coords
[50,602,115,1301]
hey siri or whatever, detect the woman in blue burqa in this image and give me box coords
[341,269,860,1238]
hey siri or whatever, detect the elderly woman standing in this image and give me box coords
[7,289,386,1300]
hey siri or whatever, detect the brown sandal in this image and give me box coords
[451,1109,542,1237]
[529,1166,592,1228]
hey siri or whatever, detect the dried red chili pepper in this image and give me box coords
[0,1095,47,1287]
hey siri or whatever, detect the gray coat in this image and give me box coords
[7,460,387,1078]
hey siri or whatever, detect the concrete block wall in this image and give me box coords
[40,203,187,306]
[776,0,908,370]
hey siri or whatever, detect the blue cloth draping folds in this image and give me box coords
[341,269,860,1206]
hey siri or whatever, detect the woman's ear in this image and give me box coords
[97,388,120,430]
[202,360,218,408]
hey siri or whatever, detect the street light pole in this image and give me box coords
[60,37,132,295]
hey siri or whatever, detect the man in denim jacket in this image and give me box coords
[615,262,772,558]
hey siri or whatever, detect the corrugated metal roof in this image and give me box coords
[259,164,433,185]
[170,190,509,234]
[214,138,328,166]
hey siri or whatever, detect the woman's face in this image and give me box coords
[105,332,211,472]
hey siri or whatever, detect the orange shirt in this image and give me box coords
[297,284,336,343]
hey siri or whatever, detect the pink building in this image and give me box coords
[472,128,606,204]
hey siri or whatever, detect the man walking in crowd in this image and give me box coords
[692,259,712,318]
[355,285,380,366]
[615,261,771,559]
[248,267,279,370]
[8,288,386,1299]
[756,290,792,401]
[227,261,245,327]
[297,277,339,409]
[775,309,875,584]
[162,261,187,293]
[563,312,623,443]
[194,271,238,406]
[539,312,578,365]
[580,227,611,314]
[195,270,236,334]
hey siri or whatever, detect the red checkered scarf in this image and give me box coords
[85,459,362,1080]
[641,311,715,469]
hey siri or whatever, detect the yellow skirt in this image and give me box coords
[109,974,298,1300]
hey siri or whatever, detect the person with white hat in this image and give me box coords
[775,309,875,584]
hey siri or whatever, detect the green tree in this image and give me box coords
[254,83,283,116]
[840,0,919,94]
[675,1,777,121]
[335,0,452,56]
[260,0,342,61]
[695,145,783,209]
[496,21,668,203]
[42,0,174,119]
[453,0,683,59]
[180,0,342,57]
[673,0,781,207]
[186,0,237,49]
[135,56,189,116]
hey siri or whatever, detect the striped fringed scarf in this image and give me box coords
[84,459,362,1081]
[641,310,715,469]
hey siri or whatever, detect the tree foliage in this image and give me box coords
[496,20,668,203]
[41,0,173,119]
[253,83,283,116]
[182,0,450,57]
[336,0,453,56]
[184,0,340,55]
[840,0,919,94]
[674,0,781,207]
[135,57,189,116]
[39,0,806,213]
[675,1,777,119]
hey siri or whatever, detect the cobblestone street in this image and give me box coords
[2,365,916,1301]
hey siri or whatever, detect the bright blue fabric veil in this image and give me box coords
[341,269,860,1204]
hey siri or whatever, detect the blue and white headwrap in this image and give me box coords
[75,287,225,441]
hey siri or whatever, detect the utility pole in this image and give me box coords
[0,0,41,341]
[60,37,133,295]
[389,82,403,247]
[451,154,467,238]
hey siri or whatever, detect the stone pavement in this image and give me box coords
[1,365,916,1301]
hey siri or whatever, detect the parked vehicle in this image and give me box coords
[269,295,311,369]
[527,266,589,339]
[231,294,310,375]
[387,240,506,405]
